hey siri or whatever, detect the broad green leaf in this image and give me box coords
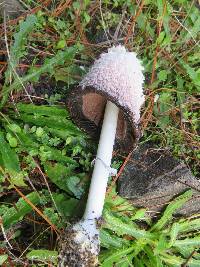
[66,175,85,198]
[8,124,21,133]
[2,192,40,229]
[157,31,165,45]
[44,162,84,197]
[151,190,192,231]
[160,252,200,266]
[157,0,171,38]
[52,193,80,218]
[54,65,85,84]
[0,131,20,172]
[12,130,38,149]
[57,40,66,49]
[153,92,173,129]
[9,171,27,187]
[176,246,196,258]
[115,255,133,267]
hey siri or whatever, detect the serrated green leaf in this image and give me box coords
[16,103,69,117]
[151,190,192,231]
[160,252,184,266]
[169,222,180,246]
[41,146,77,165]
[179,218,200,233]
[103,210,154,240]
[174,236,200,247]
[101,247,134,267]
[1,47,77,107]
[5,15,37,82]
[26,250,58,263]
[100,229,130,249]
[12,113,78,132]
[105,187,135,212]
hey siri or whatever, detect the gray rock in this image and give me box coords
[0,0,25,19]
[118,143,200,216]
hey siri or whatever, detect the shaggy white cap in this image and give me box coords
[80,45,145,123]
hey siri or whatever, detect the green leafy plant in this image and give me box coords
[100,189,200,267]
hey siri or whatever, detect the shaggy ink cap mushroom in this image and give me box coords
[67,45,145,152]
[58,46,145,267]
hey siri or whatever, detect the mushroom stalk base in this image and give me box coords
[58,101,119,267]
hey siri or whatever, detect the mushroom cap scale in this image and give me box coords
[67,45,145,152]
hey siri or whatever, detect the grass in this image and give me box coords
[0,0,199,266]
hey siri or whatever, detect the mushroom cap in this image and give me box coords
[67,45,144,152]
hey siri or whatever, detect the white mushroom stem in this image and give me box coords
[65,101,119,264]
[84,100,119,220]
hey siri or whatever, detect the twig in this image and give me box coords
[124,0,145,45]
[181,250,196,267]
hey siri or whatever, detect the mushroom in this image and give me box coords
[58,45,144,267]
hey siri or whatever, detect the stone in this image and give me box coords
[118,143,200,216]
[0,0,25,19]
